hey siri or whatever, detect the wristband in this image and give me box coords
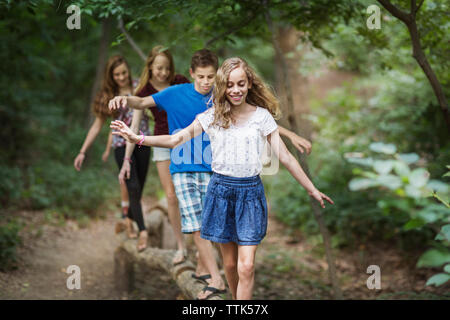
[138,130,145,148]
[124,157,132,163]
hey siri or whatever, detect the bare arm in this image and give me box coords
[118,110,143,184]
[102,130,113,162]
[110,118,204,149]
[109,95,156,111]
[267,129,333,208]
[74,116,105,171]
[278,125,312,154]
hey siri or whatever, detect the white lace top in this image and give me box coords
[197,106,278,177]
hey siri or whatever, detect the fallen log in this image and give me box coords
[114,198,224,300]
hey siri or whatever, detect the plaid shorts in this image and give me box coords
[172,172,212,233]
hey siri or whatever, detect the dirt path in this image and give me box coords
[1,197,449,300]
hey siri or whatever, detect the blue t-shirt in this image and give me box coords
[152,83,212,174]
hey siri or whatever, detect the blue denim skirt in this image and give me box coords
[200,172,268,246]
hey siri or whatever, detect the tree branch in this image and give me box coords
[205,13,257,48]
[118,18,146,62]
[415,0,425,14]
[377,0,410,23]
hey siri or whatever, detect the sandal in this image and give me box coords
[196,285,227,300]
[126,218,137,239]
[173,249,188,265]
[191,273,211,284]
[137,231,148,252]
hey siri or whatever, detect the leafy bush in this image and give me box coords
[0,218,22,271]
[347,143,450,287]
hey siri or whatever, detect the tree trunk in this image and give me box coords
[264,8,343,300]
[87,18,112,125]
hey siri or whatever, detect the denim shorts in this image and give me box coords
[200,172,268,246]
[172,172,211,233]
[152,146,171,162]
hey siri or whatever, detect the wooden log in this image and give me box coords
[114,236,223,300]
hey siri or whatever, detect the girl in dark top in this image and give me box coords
[119,46,189,259]
[74,55,150,251]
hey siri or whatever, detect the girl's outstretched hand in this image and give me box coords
[289,134,312,154]
[109,96,127,110]
[308,189,334,208]
[110,120,139,143]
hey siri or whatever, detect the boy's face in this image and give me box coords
[189,65,216,95]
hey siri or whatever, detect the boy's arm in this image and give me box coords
[278,125,312,154]
[109,95,156,111]
[267,129,333,208]
[111,118,203,149]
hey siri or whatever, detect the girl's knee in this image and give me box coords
[237,260,255,278]
[224,259,237,272]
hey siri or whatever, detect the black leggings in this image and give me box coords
[114,145,150,232]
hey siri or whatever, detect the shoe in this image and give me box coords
[191,273,211,284]
[196,285,227,300]
[173,249,188,265]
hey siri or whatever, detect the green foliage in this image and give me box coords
[0,218,22,271]
[347,146,450,286]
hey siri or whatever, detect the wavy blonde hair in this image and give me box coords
[211,57,281,129]
[134,45,175,95]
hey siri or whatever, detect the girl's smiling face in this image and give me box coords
[112,63,130,88]
[150,54,171,83]
[226,67,251,106]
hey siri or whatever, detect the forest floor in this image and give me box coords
[1,196,449,300]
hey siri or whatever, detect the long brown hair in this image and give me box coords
[211,57,281,129]
[92,55,132,118]
[134,45,175,95]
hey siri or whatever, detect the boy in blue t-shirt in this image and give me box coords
[109,49,312,299]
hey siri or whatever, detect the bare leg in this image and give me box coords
[220,242,239,299]
[193,232,226,299]
[236,245,258,300]
[156,160,186,263]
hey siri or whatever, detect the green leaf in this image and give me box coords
[349,178,378,191]
[403,218,426,230]
[444,264,450,274]
[398,153,419,164]
[417,249,450,268]
[373,160,394,175]
[435,224,450,241]
[427,180,449,193]
[393,160,410,177]
[425,273,450,287]
[409,168,430,188]
[369,142,396,154]
[346,157,374,167]
[376,175,402,190]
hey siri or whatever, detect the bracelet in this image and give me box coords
[124,157,132,163]
[138,130,145,148]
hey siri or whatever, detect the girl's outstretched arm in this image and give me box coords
[267,129,334,208]
[74,116,105,171]
[109,95,156,111]
[110,118,204,149]
[278,125,312,155]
